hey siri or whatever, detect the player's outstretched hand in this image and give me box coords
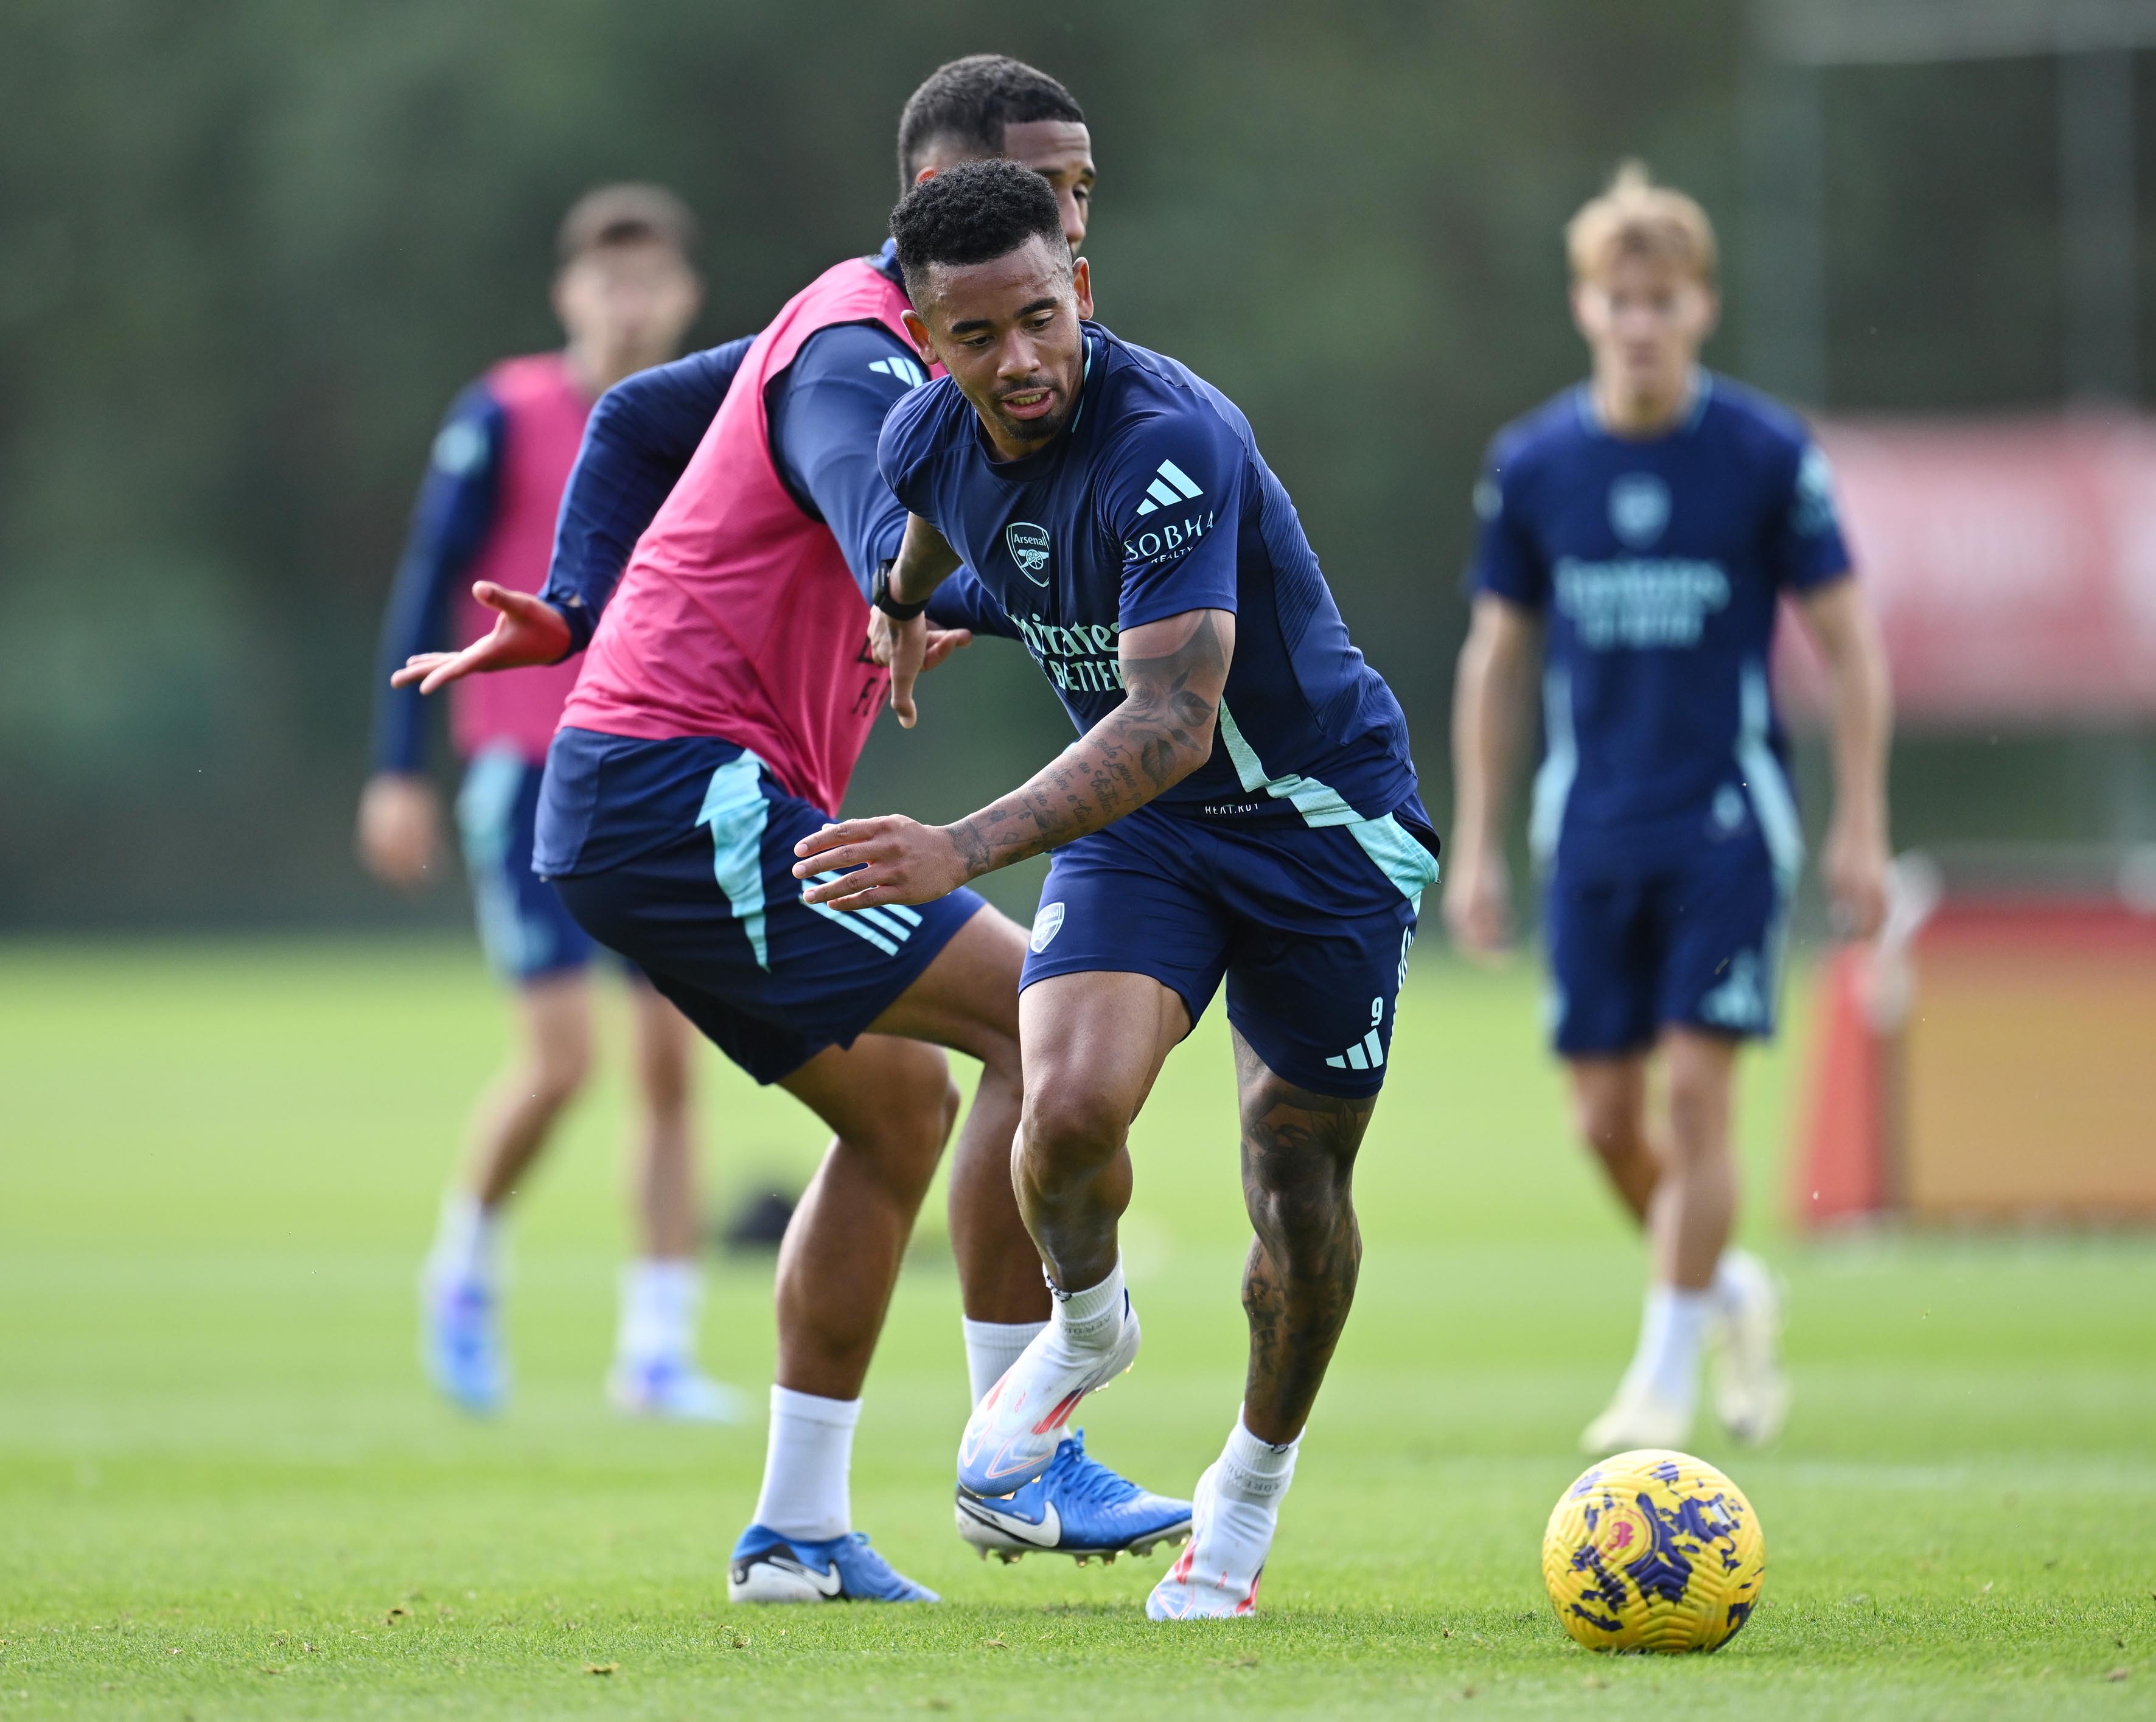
[1441,845,1513,964]
[790,815,972,909]
[389,582,573,695]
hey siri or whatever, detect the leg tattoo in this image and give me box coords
[1233,1034,1375,1445]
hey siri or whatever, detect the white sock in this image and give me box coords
[752,1386,859,1543]
[962,1317,1047,1407]
[1179,1410,1296,1596]
[1627,1283,1710,1408]
[616,1259,701,1367]
[428,1193,500,1285]
[1215,1411,1299,1511]
[1710,1249,1759,1319]
[1044,1257,1128,1362]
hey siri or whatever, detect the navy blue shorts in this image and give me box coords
[1544,829,1790,1057]
[535,730,986,1086]
[1019,800,1441,1099]
[456,747,600,985]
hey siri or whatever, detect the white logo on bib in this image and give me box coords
[1029,902,1067,953]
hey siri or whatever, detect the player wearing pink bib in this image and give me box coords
[397,58,1190,1603]
[559,254,921,813]
[442,354,591,761]
[361,186,745,1423]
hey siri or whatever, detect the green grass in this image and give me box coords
[1,941,2151,1718]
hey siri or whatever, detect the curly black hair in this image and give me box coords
[890,158,1067,304]
[896,55,1084,190]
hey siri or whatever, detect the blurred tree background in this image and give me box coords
[1,0,2151,928]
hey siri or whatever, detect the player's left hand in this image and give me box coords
[1823,814,1890,940]
[868,609,972,730]
[790,815,974,909]
[873,612,931,729]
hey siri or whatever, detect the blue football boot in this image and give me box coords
[420,1270,506,1415]
[727,1525,938,1604]
[955,1429,1193,1564]
[606,1354,746,1424]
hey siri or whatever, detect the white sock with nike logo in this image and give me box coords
[752,1385,859,1542]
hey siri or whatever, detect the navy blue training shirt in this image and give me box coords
[370,382,508,772]
[880,322,1420,828]
[545,245,1014,650]
[1468,374,1852,880]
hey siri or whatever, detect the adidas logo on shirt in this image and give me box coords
[868,356,929,388]
[1133,458,1204,517]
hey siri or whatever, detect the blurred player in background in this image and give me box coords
[360,185,741,1423]
[1445,166,1893,1454]
[396,60,1190,1605]
[803,159,1442,1620]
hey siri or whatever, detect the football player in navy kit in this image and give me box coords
[793,160,1441,1617]
[1446,165,1894,1455]
[394,60,1198,1605]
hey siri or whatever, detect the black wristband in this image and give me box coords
[871,559,929,622]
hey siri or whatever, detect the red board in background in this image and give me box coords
[1793,896,2156,1229]
[1791,944,1889,1228]
[1776,414,2156,727]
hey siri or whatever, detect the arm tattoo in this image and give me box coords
[946,612,1229,878]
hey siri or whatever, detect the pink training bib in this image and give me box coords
[562,257,926,815]
[451,352,593,763]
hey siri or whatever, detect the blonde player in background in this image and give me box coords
[1446,166,1892,1453]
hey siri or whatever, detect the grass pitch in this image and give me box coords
[1,940,2151,1718]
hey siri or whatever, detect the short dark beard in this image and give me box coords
[991,388,1078,452]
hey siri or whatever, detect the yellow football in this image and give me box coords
[1541,1448,1764,1653]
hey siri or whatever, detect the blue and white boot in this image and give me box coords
[607,1355,746,1424]
[420,1269,506,1415]
[957,1429,1192,1564]
[957,1267,1140,1495]
[727,1525,938,1604]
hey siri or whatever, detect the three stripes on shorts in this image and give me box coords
[798,872,923,956]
